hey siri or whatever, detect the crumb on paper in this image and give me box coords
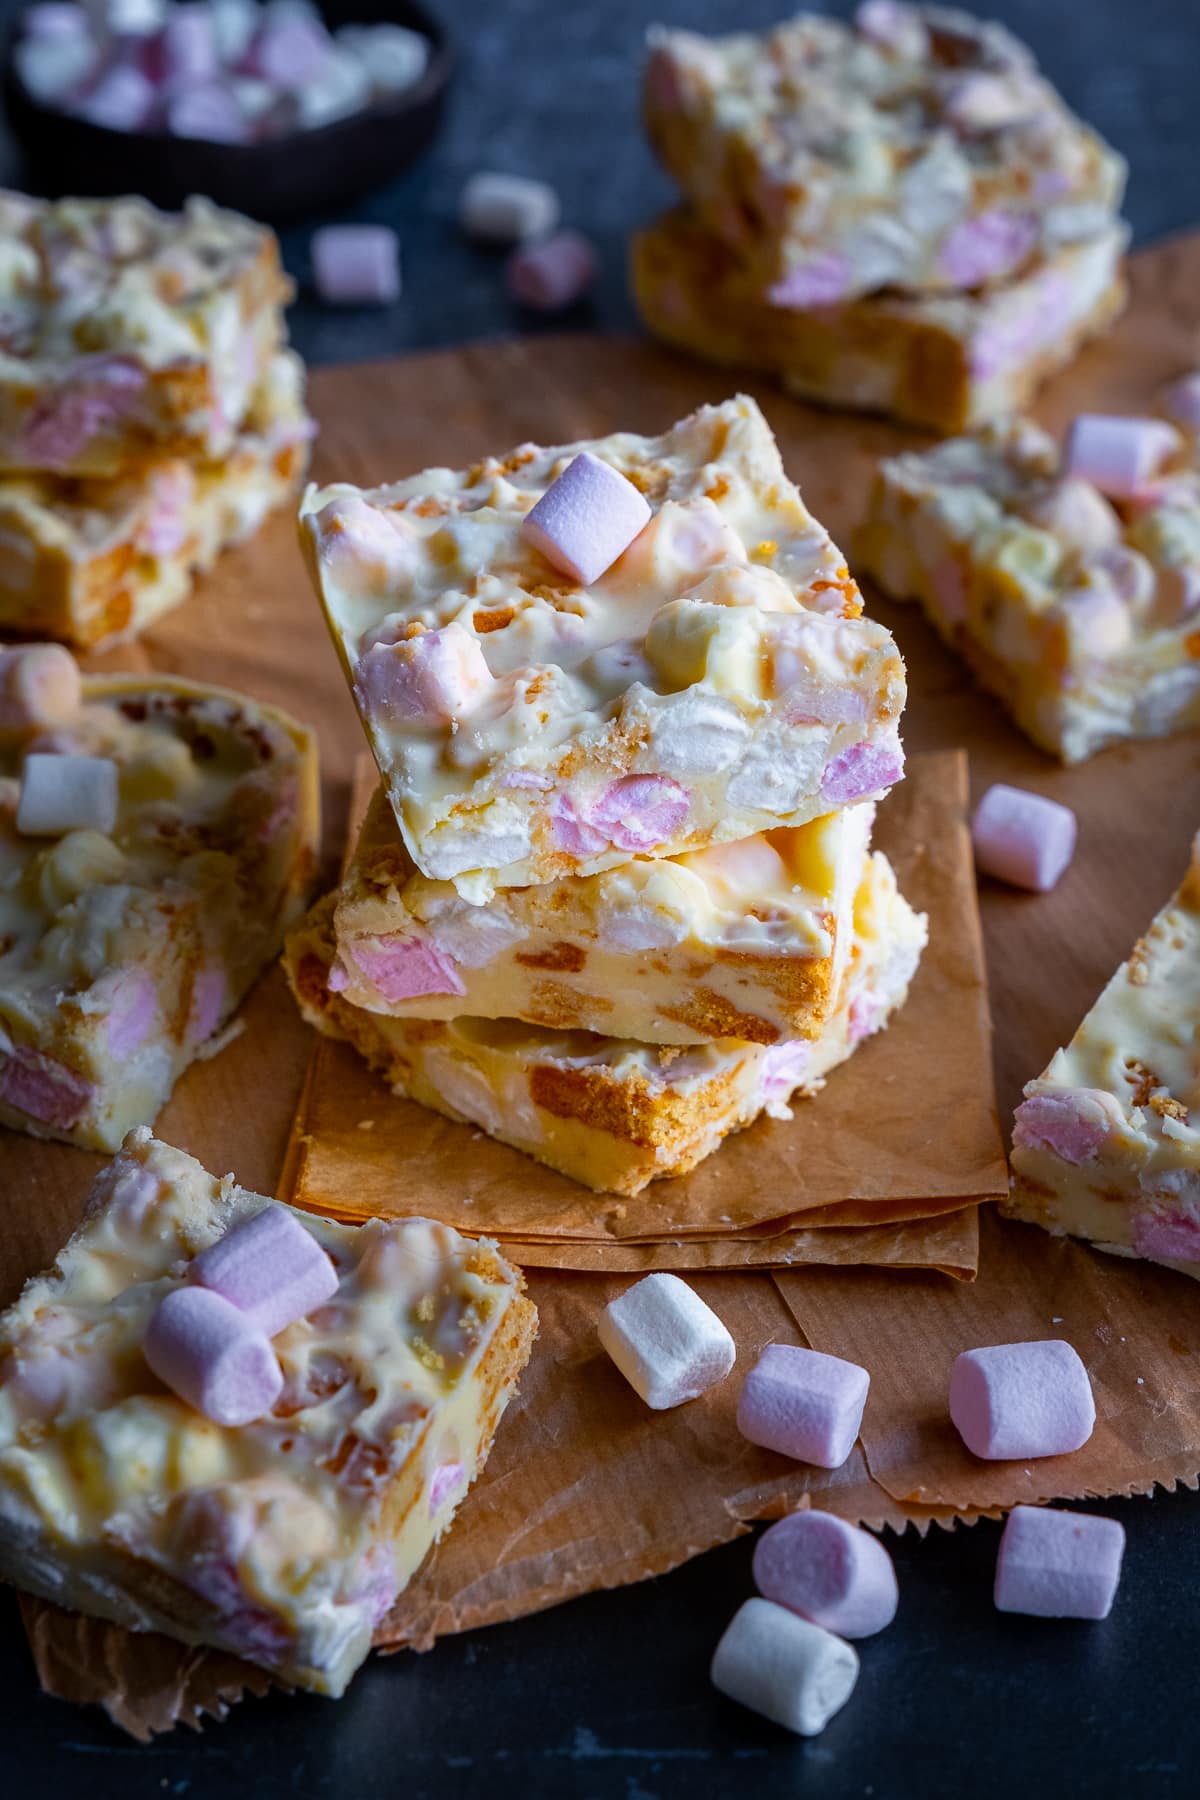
[1137,1377,1145,1385]
[195,1018,246,1061]
[356,1119,376,1131]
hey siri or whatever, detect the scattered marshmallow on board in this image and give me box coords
[737,1344,870,1469]
[972,785,1077,892]
[711,1599,860,1737]
[950,1340,1096,1460]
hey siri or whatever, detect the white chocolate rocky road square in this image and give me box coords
[633,210,1128,436]
[300,395,906,901]
[643,5,1126,303]
[0,663,318,1150]
[0,350,312,649]
[0,191,291,479]
[855,417,1200,763]
[0,1130,536,1697]
[332,785,873,1046]
[1006,835,1200,1280]
[286,850,926,1197]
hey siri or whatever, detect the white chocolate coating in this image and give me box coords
[301,394,905,899]
[1006,835,1200,1277]
[0,1130,535,1696]
[644,6,1126,300]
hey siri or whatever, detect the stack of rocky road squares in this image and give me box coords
[0,189,312,647]
[634,3,1130,433]
[287,393,927,1196]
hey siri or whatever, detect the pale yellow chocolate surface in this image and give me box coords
[0,1130,535,1696]
[289,850,926,1196]
[301,394,905,899]
[0,672,318,1150]
[1007,835,1200,1279]
[644,5,1125,298]
[0,192,291,476]
[0,350,312,648]
[856,417,1200,763]
[333,787,872,1045]
[633,210,1128,436]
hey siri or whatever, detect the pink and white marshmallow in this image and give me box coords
[820,734,904,806]
[312,225,401,307]
[143,1285,282,1426]
[166,82,250,143]
[190,1205,339,1340]
[711,1598,859,1737]
[971,784,1076,893]
[159,3,218,86]
[1064,415,1182,500]
[737,1344,870,1469]
[505,230,598,311]
[1012,1088,1117,1165]
[17,753,118,837]
[74,62,156,130]
[597,1273,735,1410]
[521,453,651,586]
[994,1505,1125,1619]
[358,622,493,725]
[938,210,1037,288]
[753,1511,898,1639]
[949,1339,1096,1461]
[0,645,81,739]
[1022,478,1121,556]
[337,933,465,1002]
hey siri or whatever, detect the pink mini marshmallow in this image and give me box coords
[944,72,1034,133]
[143,1285,282,1426]
[1064,415,1181,500]
[1012,1088,1115,1164]
[429,1459,466,1515]
[1131,1210,1200,1264]
[994,1505,1125,1619]
[23,3,89,40]
[312,225,401,307]
[191,1205,339,1339]
[167,82,250,143]
[590,773,689,852]
[854,0,929,57]
[0,645,81,739]
[506,229,598,311]
[820,735,904,806]
[766,254,854,310]
[1160,372,1200,431]
[950,1340,1095,1461]
[341,933,465,1002]
[737,1344,870,1469]
[19,358,146,471]
[971,783,1076,892]
[0,1045,92,1130]
[159,3,218,85]
[760,1040,811,1104]
[245,11,332,88]
[939,210,1038,288]
[75,63,156,131]
[522,452,651,586]
[102,967,158,1058]
[357,622,493,725]
[753,1511,898,1639]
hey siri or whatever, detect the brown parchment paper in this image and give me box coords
[14,230,1200,1735]
[284,749,1006,1254]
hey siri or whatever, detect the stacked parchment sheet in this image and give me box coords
[0,190,312,647]
[287,392,953,1238]
[634,5,1130,432]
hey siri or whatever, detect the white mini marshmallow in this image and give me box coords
[506,229,598,311]
[598,1273,735,1410]
[522,452,651,586]
[460,171,560,245]
[971,784,1076,892]
[18,754,118,837]
[1064,414,1181,499]
[15,32,96,101]
[337,22,429,92]
[210,0,258,64]
[312,225,401,306]
[166,81,249,142]
[711,1598,859,1737]
[296,45,370,128]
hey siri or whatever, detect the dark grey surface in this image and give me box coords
[1,2,1199,1794]
[2,0,1197,365]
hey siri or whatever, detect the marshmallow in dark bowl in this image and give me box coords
[2,0,452,221]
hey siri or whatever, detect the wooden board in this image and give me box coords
[1,231,1198,1302]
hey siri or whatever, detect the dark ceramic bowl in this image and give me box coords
[1,0,453,222]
